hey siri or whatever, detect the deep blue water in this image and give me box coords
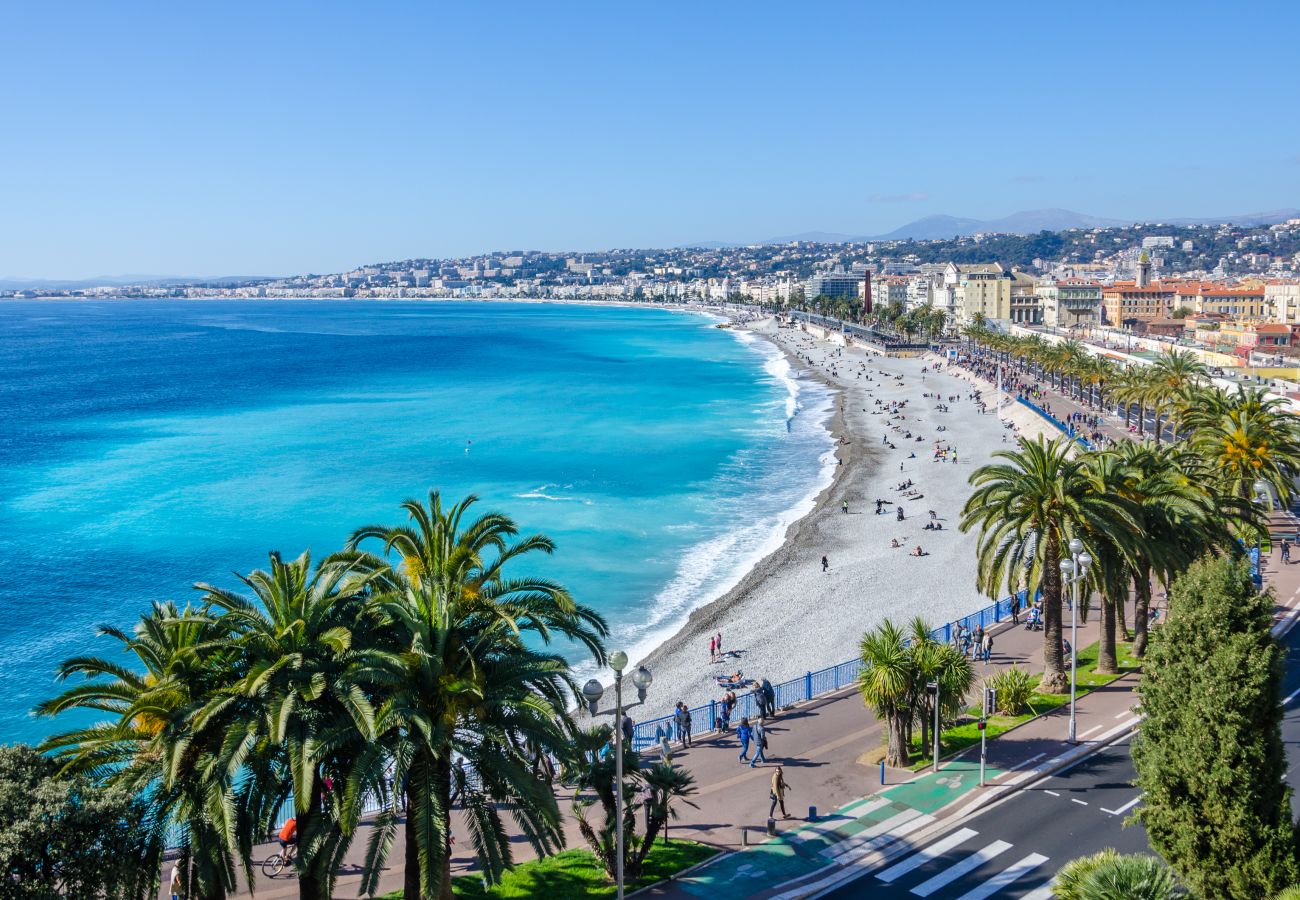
[0,300,832,745]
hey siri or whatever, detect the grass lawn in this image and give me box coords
[381,839,717,899]
[905,639,1138,769]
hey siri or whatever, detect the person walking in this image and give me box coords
[982,630,993,662]
[841,499,849,514]
[821,555,829,572]
[761,677,776,719]
[736,716,754,763]
[169,863,183,900]
[750,720,768,767]
[675,701,692,748]
[769,767,790,819]
[1284,540,1292,565]
[1011,594,1021,625]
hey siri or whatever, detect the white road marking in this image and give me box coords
[1078,724,1104,739]
[876,828,978,883]
[952,853,1050,900]
[1284,684,1300,706]
[1114,709,1134,718]
[1100,794,1143,816]
[822,808,928,861]
[1020,882,1057,900]
[910,841,1012,896]
[991,753,1047,781]
[1071,798,1088,806]
[788,799,890,845]
[1042,790,1060,797]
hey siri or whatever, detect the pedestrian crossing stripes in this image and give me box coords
[951,853,1049,900]
[875,828,978,882]
[910,840,1011,896]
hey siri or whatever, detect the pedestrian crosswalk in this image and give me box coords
[811,825,1052,898]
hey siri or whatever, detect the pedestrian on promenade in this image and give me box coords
[750,720,768,767]
[1011,595,1020,625]
[659,731,673,766]
[621,713,634,745]
[1284,540,1292,565]
[982,631,993,662]
[770,767,790,819]
[737,717,753,763]
[675,701,692,747]
[762,677,776,718]
[750,682,766,719]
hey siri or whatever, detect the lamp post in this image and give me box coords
[582,652,653,900]
[927,681,940,772]
[1254,479,1271,583]
[1059,538,1093,744]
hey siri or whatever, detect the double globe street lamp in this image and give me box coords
[1059,537,1093,744]
[582,651,652,900]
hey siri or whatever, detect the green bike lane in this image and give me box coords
[675,760,1000,900]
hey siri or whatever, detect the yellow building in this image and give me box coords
[949,263,1012,323]
[1102,281,1176,326]
[1176,283,1269,321]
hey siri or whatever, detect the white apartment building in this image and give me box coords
[1266,280,1300,325]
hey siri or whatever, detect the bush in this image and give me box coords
[989,666,1034,716]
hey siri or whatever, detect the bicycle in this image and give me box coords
[262,842,297,879]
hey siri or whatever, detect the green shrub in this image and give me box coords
[989,666,1034,716]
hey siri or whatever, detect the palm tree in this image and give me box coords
[858,619,917,766]
[639,762,698,850]
[36,603,240,900]
[193,551,391,900]
[344,491,608,900]
[1182,386,1300,505]
[962,436,1138,693]
[906,618,974,756]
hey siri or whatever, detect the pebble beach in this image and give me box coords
[632,315,1056,721]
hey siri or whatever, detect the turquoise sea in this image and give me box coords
[0,300,833,745]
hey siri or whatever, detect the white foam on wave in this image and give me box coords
[515,484,589,503]
[591,327,838,676]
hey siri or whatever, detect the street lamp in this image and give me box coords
[582,652,652,900]
[926,681,940,772]
[1059,538,1093,744]
[1254,480,1271,584]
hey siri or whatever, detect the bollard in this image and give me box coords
[808,805,817,821]
[767,817,777,836]
[880,760,885,784]
[741,826,748,846]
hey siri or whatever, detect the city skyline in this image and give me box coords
[4,0,1299,279]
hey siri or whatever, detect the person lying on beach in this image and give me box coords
[911,546,926,556]
[890,538,902,548]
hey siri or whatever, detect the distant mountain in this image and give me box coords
[756,207,1300,245]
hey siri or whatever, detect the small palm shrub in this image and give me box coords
[1054,850,1183,899]
[989,666,1034,716]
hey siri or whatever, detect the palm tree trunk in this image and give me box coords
[436,756,454,900]
[299,779,327,900]
[1040,535,1068,694]
[1097,593,1119,674]
[404,788,419,900]
[1132,567,1153,658]
[886,710,911,768]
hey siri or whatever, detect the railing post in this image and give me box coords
[805,671,813,702]
[834,666,840,690]
[994,600,1001,623]
[709,699,717,731]
[944,623,951,643]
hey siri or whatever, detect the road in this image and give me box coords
[814,740,1146,899]
[814,612,1300,899]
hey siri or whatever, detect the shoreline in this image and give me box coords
[628,317,1019,721]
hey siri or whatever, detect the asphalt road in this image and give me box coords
[816,739,1147,899]
[817,617,1300,898]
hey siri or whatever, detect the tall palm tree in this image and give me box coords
[36,603,240,900]
[962,436,1137,693]
[193,551,391,900]
[344,492,608,900]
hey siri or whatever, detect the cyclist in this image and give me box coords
[278,817,298,853]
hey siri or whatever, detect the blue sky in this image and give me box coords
[4,1,1298,279]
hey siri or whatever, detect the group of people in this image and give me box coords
[952,621,995,661]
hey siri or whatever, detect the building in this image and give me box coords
[804,272,863,300]
[1008,271,1042,325]
[1037,278,1103,329]
[1102,281,1177,326]
[947,263,1012,323]
[1266,280,1300,325]
[1176,283,1269,321]
[873,275,909,309]
[1142,236,1176,249]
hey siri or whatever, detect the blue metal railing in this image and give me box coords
[630,587,1033,750]
[1015,397,1093,450]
